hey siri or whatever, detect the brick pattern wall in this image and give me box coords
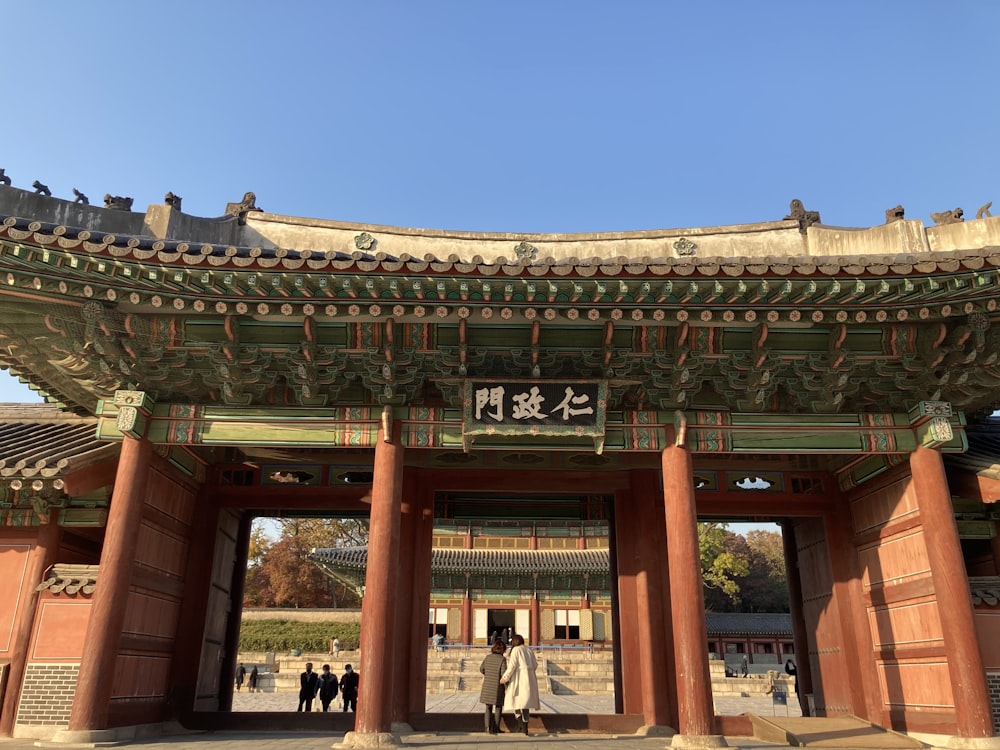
[15,663,79,726]
[989,673,1000,734]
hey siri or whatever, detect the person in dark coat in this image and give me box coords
[340,663,360,712]
[784,659,797,693]
[235,663,246,692]
[248,665,259,693]
[479,639,507,734]
[318,664,339,711]
[297,662,319,712]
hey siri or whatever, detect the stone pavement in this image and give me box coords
[225,689,801,720]
[0,693,804,749]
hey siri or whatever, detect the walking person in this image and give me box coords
[479,638,507,734]
[235,662,246,692]
[500,634,539,736]
[248,665,259,693]
[318,664,339,711]
[340,663,359,712]
[297,662,319,712]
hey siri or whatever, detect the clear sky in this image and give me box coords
[1,1,998,404]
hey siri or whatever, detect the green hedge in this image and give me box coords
[239,620,361,652]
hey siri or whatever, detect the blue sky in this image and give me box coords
[1,1,998,405]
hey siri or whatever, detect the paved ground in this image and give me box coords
[229,689,802,719]
[12,733,792,750]
[0,693,805,749]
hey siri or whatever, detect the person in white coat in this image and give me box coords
[500,633,539,735]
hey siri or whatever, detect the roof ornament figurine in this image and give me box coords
[884,204,904,223]
[32,180,51,196]
[164,192,183,211]
[976,202,993,220]
[225,191,262,224]
[784,198,820,232]
[354,232,376,251]
[103,194,134,211]
[930,207,964,225]
[0,168,10,186]
[72,188,89,205]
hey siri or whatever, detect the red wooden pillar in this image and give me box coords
[69,434,152,731]
[607,507,626,714]
[461,588,473,645]
[406,476,435,717]
[632,469,672,728]
[529,593,541,646]
[354,413,404,738]
[392,468,418,724]
[613,486,643,715]
[0,522,61,735]
[662,442,723,744]
[781,522,813,717]
[910,445,995,739]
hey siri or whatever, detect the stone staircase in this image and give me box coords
[545,651,615,695]
[426,654,468,693]
[238,649,769,698]
[237,650,361,693]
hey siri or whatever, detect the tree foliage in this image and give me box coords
[243,518,368,609]
[698,522,750,603]
[701,526,789,613]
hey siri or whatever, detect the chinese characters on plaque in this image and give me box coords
[462,381,607,450]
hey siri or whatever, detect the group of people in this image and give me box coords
[478,634,539,736]
[297,662,360,712]
[234,663,259,693]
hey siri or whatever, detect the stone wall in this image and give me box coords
[988,672,1000,734]
[14,663,78,736]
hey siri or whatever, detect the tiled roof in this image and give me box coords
[704,612,793,636]
[0,405,116,481]
[310,546,610,575]
[969,577,1000,606]
[36,563,99,595]
[5,213,1000,281]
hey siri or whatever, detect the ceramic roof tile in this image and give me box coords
[310,546,610,574]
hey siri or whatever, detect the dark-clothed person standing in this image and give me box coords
[340,663,359,712]
[479,639,507,734]
[297,662,319,712]
[248,665,259,693]
[318,663,339,711]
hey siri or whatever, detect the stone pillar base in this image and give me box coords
[50,721,193,744]
[635,724,677,737]
[670,733,729,748]
[940,738,1000,750]
[335,730,402,748]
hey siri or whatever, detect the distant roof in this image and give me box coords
[705,612,792,636]
[310,545,610,575]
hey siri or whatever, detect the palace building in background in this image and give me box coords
[0,179,998,745]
